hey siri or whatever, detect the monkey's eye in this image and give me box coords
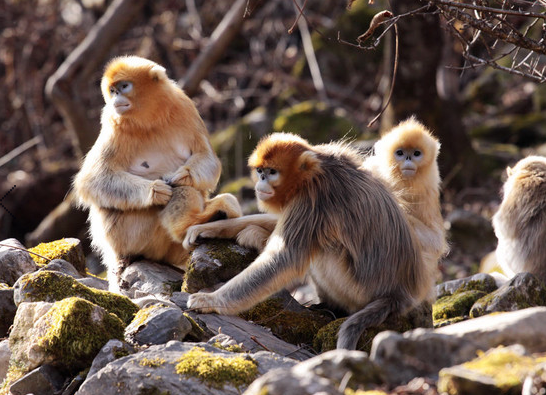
[117,81,133,94]
[414,150,421,157]
[256,168,263,174]
[269,169,277,175]
[109,86,116,95]
[395,149,404,157]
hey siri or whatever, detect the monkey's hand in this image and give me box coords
[149,179,173,206]
[183,224,217,250]
[187,291,234,314]
[169,167,193,187]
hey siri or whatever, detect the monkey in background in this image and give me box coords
[492,155,546,281]
[363,118,448,288]
[74,56,241,292]
[187,132,433,350]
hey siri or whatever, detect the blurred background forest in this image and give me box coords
[1,0,546,280]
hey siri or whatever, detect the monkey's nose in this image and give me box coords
[260,174,266,180]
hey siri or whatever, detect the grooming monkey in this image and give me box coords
[74,56,241,292]
[363,118,448,286]
[187,133,433,350]
[492,155,546,281]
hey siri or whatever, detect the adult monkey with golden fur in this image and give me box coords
[492,156,546,281]
[187,133,433,350]
[74,56,241,292]
[363,118,448,287]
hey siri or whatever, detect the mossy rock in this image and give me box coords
[438,345,546,395]
[433,290,487,325]
[314,302,432,353]
[470,272,546,318]
[28,238,86,275]
[436,273,498,299]
[239,294,331,346]
[13,270,138,325]
[273,101,359,144]
[175,346,258,390]
[182,239,259,293]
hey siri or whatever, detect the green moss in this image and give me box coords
[0,283,10,290]
[17,271,138,325]
[432,290,487,323]
[37,297,125,371]
[28,238,78,266]
[139,357,166,368]
[239,297,329,346]
[182,313,207,342]
[175,346,258,390]
[1,360,26,395]
[212,340,245,353]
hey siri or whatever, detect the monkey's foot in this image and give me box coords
[187,291,229,314]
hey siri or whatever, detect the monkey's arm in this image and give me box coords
[187,231,309,315]
[169,136,221,191]
[183,214,278,250]
[75,165,171,210]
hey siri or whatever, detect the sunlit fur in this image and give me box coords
[492,155,546,281]
[363,117,448,291]
[74,56,241,293]
[188,132,433,350]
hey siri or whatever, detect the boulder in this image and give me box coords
[8,364,65,395]
[28,238,86,274]
[371,307,546,385]
[0,339,10,382]
[76,341,297,395]
[0,238,37,286]
[244,349,383,395]
[0,286,17,337]
[13,270,138,325]
[124,304,192,345]
[120,260,185,298]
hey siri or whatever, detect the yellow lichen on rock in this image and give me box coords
[175,346,258,390]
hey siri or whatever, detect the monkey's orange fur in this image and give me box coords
[364,118,448,287]
[74,56,241,292]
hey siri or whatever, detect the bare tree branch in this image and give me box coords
[45,0,147,155]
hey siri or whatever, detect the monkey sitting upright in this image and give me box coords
[492,155,546,281]
[363,117,448,289]
[74,56,241,292]
[187,132,433,350]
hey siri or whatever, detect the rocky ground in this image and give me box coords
[1,236,546,395]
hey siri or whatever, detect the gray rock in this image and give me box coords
[371,307,546,385]
[436,272,498,299]
[182,239,258,293]
[0,238,37,286]
[9,364,65,395]
[470,272,546,318]
[77,276,109,291]
[0,287,16,337]
[193,312,314,361]
[40,258,82,279]
[76,341,297,395]
[244,349,382,395]
[120,260,185,298]
[124,304,192,345]
[0,339,10,382]
[87,339,136,378]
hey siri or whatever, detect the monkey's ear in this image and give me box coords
[298,151,321,172]
[506,166,513,177]
[150,64,167,81]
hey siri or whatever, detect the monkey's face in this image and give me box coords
[108,80,134,115]
[394,147,422,177]
[253,167,279,202]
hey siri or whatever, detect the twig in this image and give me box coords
[367,8,399,127]
[250,335,271,352]
[292,0,328,102]
[288,0,307,34]
[0,243,52,262]
[0,136,43,168]
[430,0,546,20]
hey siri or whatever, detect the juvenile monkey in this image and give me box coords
[363,118,448,286]
[187,133,433,350]
[492,155,546,281]
[74,56,241,292]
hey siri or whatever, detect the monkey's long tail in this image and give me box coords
[336,296,410,350]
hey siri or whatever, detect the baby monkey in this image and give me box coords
[187,133,433,350]
[492,155,546,281]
